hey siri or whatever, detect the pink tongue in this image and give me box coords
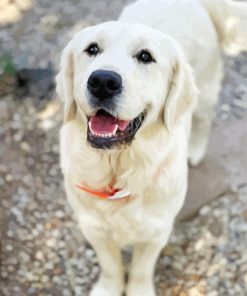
[89,113,130,135]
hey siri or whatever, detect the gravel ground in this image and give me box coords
[0,1,247,296]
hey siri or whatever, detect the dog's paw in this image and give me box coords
[90,276,124,296]
[188,155,204,168]
[126,283,156,296]
[188,147,206,168]
[90,285,109,296]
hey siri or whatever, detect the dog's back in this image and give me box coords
[120,0,247,73]
[199,0,247,54]
[120,0,247,165]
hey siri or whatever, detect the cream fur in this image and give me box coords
[56,0,247,295]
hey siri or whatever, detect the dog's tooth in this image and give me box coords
[88,122,92,133]
[88,124,114,138]
[112,125,118,135]
[90,130,115,138]
[103,133,112,138]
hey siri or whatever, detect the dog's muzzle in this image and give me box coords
[87,109,146,149]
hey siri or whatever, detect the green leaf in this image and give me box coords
[0,54,17,76]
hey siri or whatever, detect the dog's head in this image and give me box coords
[56,22,197,149]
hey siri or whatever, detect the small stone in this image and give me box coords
[172,285,182,295]
[199,205,210,216]
[188,274,201,282]
[207,291,218,296]
[208,220,223,237]
[20,141,31,152]
[5,244,13,252]
[208,275,219,286]
[1,271,8,278]
[55,210,65,219]
[221,104,230,111]
[13,286,21,292]
[35,250,44,261]
[85,248,95,258]
[5,174,13,182]
[44,262,54,270]
[46,238,56,247]
[41,274,50,283]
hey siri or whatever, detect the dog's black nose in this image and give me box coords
[87,70,122,100]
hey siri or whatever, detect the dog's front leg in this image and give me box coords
[126,215,175,296]
[126,241,165,296]
[84,231,124,296]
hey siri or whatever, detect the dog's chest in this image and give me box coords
[73,185,161,245]
[101,199,144,244]
[64,133,183,245]
[76,192,160,246]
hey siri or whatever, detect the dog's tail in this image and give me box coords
[199,0,247,54]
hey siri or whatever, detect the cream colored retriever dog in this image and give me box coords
[56,0,247,295]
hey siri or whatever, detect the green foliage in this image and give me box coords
[0,54,17,76]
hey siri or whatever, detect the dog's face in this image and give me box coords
[56,22,197,149]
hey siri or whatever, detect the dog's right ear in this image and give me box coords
[164,45,198,131]
[56,42,77,122]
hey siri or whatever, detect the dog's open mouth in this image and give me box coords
[87,109,145,149]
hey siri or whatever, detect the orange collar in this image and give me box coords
[75,184,131,200]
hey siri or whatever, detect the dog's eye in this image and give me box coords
[85,43,100,56]
[136,50,155,64]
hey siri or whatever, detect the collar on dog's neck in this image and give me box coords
[75,184,131,200]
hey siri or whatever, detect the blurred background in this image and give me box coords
[0,0,246,295]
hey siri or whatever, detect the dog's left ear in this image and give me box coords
[164,47,198,130]
[56,41,77,122]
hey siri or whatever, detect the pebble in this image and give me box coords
[207,291,218,296]
[55,210,65,218]
[5,244,13,252]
